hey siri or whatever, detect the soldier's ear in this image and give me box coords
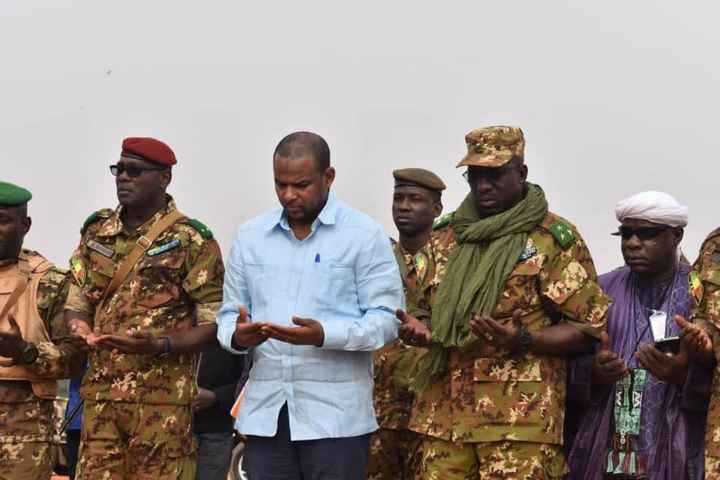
[159,169,172,190]
[22,215,31,236]
[433,200,443,218]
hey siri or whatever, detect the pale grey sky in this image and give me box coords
[1,0,718,272]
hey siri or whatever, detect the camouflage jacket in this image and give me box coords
[373,230,454,430]
[690,228,720,458]
[0,249,77,443]
[408,211,610,445]
[65,198,224,405]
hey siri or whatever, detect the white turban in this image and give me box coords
[615,191,689,227]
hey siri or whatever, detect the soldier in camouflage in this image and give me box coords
[64,138,225,480]
[398,126,611,480]
[0,181,82,480]
[680,228,720,479]
[367,168,447,480]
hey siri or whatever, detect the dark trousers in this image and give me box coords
[66,429,81,479]
[196,431,234,480]
[243,404,371,480]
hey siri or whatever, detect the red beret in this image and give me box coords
[121,137,177,167]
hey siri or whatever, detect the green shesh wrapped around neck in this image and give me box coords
[410,183,548,392]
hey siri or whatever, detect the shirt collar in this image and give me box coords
[98,195,178,237]
[265,191,338,232]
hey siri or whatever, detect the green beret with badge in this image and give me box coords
[0,181,32,206]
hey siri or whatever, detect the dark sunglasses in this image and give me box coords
[109,164,167,178]
[612,225,670,240]
[462,165,518,184]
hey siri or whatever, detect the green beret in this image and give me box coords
[393,168,446,193]
[0,181,32,207]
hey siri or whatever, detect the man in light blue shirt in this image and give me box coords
[216,131,403,480]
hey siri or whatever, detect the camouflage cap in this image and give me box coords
[393,168,446,193]
[456,125,525,168]
[0,181,32,206]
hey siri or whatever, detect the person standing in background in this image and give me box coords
[367,168,446,480]
[0,181,83,479]
[193,346,245,480]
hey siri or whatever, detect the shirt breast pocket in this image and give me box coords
[314,262,358,313]
[494,260,542,318]
[135,252,185,309]
[472,356,545,427]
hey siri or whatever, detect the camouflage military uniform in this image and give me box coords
[65,198,224,480]
[689,228,720,479]
[367,230,453,479]
[0,250,76,480]
[409,212,610,480]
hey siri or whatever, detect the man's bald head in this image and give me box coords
[273,131,330,173]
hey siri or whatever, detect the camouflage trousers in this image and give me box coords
[415,437,568,480]
[706,455,720,480]
[366,428,422,480]
[0,441,53,480]
[76,400,196,480]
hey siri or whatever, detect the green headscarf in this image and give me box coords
[411,183,548,391]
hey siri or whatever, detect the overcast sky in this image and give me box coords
[1,0,718,272]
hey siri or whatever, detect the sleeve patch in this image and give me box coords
[549,222,576,249]
[691,270,704,305]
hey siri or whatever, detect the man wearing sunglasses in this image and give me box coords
[566,191,711,480]
[399,125,611,479]
[63,137,225,479]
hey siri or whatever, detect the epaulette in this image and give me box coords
[183,218,214,240]
[548,221,577,249]
[81,209,113,235]
[433,212,453,231]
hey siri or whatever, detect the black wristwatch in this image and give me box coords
[17,342,39,365]
[515,326,533,357]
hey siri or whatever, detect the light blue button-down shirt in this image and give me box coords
[217,193,403,440]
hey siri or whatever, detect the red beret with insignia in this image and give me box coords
[121,137,177,167]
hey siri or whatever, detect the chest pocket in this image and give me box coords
[493,258,543,318]
[134,250,186,309]
[88,251,116,293]
[313,262,358,313]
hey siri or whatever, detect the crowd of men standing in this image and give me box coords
[0,126,719,480]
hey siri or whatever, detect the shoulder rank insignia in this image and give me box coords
[86,240,114,258]
[549,222,576,249]
[519,245,538,262]
[147,239,182,256]
[433,212,453,231]
[186,219,213,240]
[81,209,112,235]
